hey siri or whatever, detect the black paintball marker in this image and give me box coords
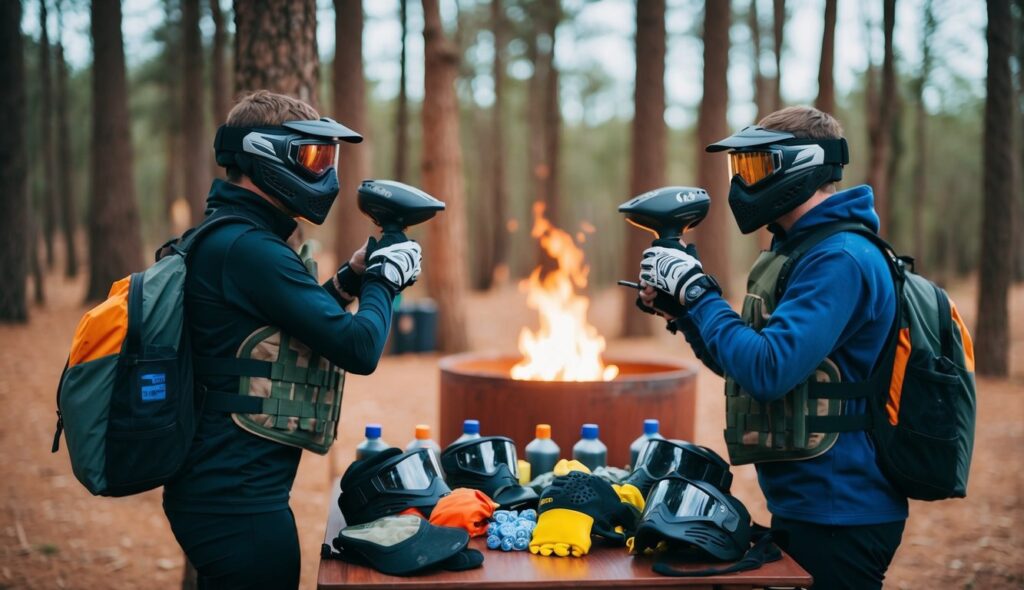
[357,179,446,243]
[617,186,711,318]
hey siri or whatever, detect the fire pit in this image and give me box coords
[439,354,697,468]
[439,203,697,468]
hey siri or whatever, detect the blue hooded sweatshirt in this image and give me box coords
[687,185,908,526]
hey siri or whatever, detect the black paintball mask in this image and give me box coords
[625,439,733,499]
[706,126,850,234]
[441,436,538,509]
[632,474,751,562]
[338,447,451,526]
[214,118,362,224]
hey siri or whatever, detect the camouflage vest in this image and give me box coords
[198,243,345,455]
[724,227,852,465]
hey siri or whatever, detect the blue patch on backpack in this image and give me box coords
[140,373,167,402]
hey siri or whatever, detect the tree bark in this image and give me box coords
[866,0,896,236]
[621,0,666,337]
[527,3,561,231]
[1015,0,1024,282]
[55,2,78,278]
[421,0,470,352]
[234,0,320,107]
[394,0,410,182]
[771,0,785,111]
[693,0,731,293]
[182,0,207,226]
[209,0,230,123]
[815,0,837,115]
[911,0,934,270]
[87,0,144,302]
[975,0,1015,377]
[749,0,769,122]
[0,0,29,321]
[333,0,374,263]
[487,0,509,289]
[39,0,57,269]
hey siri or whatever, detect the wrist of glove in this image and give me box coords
[364,238,423,294]
[331,263,363,303]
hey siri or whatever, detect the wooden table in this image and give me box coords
[318,483,812,590]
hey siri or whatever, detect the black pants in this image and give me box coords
[165,508,300,590]
[771,516,905,590]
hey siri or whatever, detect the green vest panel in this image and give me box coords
[723,242,844,465]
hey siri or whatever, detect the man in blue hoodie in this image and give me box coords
[636,107,906,589]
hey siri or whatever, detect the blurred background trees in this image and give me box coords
[5,0,1021,373]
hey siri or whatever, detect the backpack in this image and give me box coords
[51,210,253,496]
[787,222,977,501]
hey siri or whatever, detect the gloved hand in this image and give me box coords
[639,242,705,316]
[529,472,640,558]
[329,263,363,305]
[364,239,422,293]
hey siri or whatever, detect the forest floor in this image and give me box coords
[0,270,1021,589]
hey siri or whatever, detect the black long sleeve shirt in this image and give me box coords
[163,180,393,514]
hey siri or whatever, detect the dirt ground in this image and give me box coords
[0,271,1021,589]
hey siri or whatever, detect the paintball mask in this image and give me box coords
[338,447,451,526]
[632,474,751,562]
[706,125,849,234]
[441,436,538,509]
[625,439,733,499]
[214,118,363,224]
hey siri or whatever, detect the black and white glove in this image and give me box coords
[364,240,422,293]
[639,245,704,303]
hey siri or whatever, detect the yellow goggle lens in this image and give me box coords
[728,151,777,186]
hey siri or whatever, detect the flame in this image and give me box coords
[511,203,619,382]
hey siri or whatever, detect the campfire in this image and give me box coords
[511,203,619,382]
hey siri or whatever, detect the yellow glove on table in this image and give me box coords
[528,508,593,557]
[552,459,591,476]
[612,483,645,512]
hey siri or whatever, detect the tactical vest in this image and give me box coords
[197,243,345,455]
[724,225,871,465]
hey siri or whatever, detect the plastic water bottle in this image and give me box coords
[452,419,482,445]
[525,424,561,477]
[629,419,666,468]
[355,424,390,460]
[572,424,607,471]
[405,424,441,454]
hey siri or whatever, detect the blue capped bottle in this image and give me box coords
[572,423,607,471]
[629,419,666,468]
[355,424,390,460]
[452,419,481,444]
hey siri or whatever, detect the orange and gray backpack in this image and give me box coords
[724,221,977,501]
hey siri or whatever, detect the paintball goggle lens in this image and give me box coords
[728,150,780,187]
[452,436,519,478]
[296,142,339,177]
[642,475,741,533]
[634,439,733,492]
[376,448,445,491]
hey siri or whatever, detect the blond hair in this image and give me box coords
[759,106,844,193]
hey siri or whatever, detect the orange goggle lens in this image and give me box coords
[297,143,338,176]
[728,151,777,186]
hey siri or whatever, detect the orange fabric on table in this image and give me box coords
[428,488,499,537]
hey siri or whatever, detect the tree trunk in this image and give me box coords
[209,0,230,123]
[55,3,78,278]
[394,0,409,182]
[749,0,769,122]
[182,0,207,226]
[488,0,509,289]
[421,0,470,352]
[911,0,934,269]
[87,0,144,302]
[621,0,666,337]
[975,0,1014,377]
[234,0,320,107]
[866,0,896,235]
[693,0,731,293]
[39,0,57,269]
[0,0,29,321]
[333,0,374,264]
[1015,0,1024,282]
[771,0,785,111]
[527,3,561,232]
[815,0,837,115]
